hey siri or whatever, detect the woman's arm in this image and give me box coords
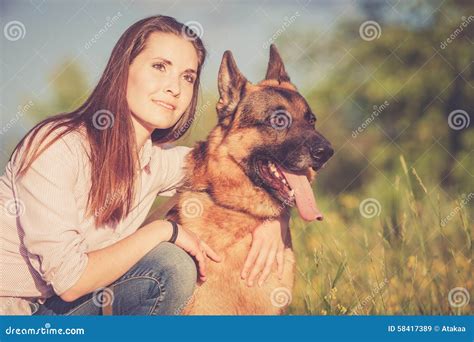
[62,217,222,302]
[60,220,173,302]
[13,132,175,302]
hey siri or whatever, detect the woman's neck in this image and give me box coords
[131,115,153,150]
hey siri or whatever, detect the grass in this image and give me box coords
[288,155,472,315]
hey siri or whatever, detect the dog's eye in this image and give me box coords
[307,114,316,125]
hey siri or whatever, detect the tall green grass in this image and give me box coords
[289,156,472,315]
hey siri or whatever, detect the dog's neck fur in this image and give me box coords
[181,125,288,221]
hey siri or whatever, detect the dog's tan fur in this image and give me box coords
[172,126,302,315]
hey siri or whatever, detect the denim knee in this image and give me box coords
[142,242,197,313]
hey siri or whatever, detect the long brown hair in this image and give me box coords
[10,15,207,227]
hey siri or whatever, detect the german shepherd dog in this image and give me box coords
[155,45,333,314]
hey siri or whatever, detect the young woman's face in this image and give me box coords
[127,32,198,133]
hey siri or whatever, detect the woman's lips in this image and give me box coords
[152,100,176,110]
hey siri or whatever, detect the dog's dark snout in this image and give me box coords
[311,144,333,162]
[309,138,334,170]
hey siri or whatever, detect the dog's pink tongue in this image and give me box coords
[280,170,323,222]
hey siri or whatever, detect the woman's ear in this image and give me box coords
[216,50,247,126]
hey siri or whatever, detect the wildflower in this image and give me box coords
[407,255,417,269]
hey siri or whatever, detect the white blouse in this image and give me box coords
[0,123,191,314]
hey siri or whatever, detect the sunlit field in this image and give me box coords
[289,156,472,315]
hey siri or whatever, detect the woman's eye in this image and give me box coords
[152,63,166,71]
[184,74,195,84]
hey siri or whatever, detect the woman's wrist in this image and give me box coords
[143,219,174,244]
[167,220,179,243]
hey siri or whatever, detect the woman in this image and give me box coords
[0,15,289,315]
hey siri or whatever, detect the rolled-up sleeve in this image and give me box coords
[158,146,192,197]
[13,132,88,296]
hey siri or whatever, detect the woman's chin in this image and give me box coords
[149,120,178,131]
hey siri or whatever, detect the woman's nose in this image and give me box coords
[164,76,181,97]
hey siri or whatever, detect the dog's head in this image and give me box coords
[189,45,333,221]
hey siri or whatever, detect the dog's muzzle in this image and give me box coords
[310,144,334,170]
[307,134,334,170]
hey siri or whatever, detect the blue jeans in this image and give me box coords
[31,242,197,315]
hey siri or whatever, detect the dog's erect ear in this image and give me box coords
[265,44,290,83]
[217,50,247,126]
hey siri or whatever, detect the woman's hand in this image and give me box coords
[173,223,222,282]
[240,212,290,287]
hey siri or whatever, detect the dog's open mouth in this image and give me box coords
[255,159,323,221]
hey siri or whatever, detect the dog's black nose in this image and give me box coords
[310,144,334,170]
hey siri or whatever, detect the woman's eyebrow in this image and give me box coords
[152,56,197,74]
